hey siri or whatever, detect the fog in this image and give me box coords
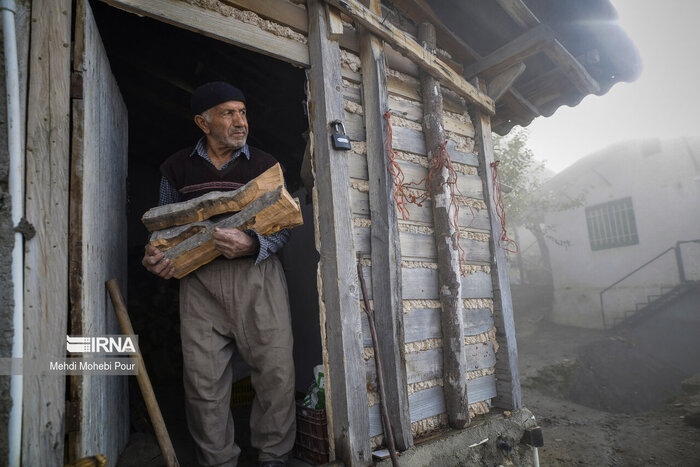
[509,2,700,463]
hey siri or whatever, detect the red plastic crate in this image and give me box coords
[293,402,329,465]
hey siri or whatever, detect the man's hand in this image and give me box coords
[212,227,258,259]
[142,244,175,279]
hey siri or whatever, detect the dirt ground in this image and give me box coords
[515,290,700,467]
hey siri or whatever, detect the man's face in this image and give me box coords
[202,100,248,150]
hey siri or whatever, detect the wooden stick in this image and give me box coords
[106,279,180,467]
[356,255,400,467]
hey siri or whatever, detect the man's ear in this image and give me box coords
[194,114,210,134]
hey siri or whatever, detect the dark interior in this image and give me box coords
[91,2,321,463]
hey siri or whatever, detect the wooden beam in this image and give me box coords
[323,0,495,115]
[220,0,308,33]
[307,0,372,463]
[545,38,600,94]
[418,23,469,429]
[495,0,600,94]
[488,62,527,102]
[495,0,539,29]
[100,0,309,67]
[23,0,72,464]
[141,163,287,231]
[463,24,551,80]
[358,11,413,449]
[388,0,480,65]
[468,78,521,410]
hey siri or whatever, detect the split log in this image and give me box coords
[141,163,286,231]
[150,187,302,278]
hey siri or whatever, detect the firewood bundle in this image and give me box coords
[142,163,303,278]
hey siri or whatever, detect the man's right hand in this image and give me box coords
[142,244,175,279]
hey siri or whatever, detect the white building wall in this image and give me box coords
[543,138,700,328]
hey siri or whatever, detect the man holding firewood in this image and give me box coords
[142,82,295,467]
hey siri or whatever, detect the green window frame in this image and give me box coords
[585,197,639,251]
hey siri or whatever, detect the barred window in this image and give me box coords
[585,197,639,251]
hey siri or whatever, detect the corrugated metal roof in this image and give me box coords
[429,0,641,135]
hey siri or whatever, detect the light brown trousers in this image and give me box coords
[179,255,296,466]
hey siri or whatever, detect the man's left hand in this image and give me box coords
[212,227,258,259]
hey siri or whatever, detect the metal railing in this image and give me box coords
[599,239,700,329]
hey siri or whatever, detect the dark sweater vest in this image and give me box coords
[160,145,279,201]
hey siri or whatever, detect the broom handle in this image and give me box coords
[106,279,180,467]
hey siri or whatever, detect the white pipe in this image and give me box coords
[532,446,540,467]
[2,0,23,465]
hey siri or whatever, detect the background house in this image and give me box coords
[540,137,700,328]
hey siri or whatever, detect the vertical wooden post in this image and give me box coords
[469,78,522,410]
[359,0,413,450]
[418,22,469,428]
[23,0,72,464]
[307,0,372,464]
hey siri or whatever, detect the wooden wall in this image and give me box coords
[340,40,499,445]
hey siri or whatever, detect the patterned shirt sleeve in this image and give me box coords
[246,229,291,264]
[159,176,182,206]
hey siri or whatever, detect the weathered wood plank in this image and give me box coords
[386,73,467,116]
[349,187,491,231]
[221,0,308,32]
[389,125,479,166]
[368,375,497,436]
[387,95,475,138]
[344,109,365,141]
[359,19,413,450]
[368,343,495,385]
[101,0,309,66]
[353,227,490,263]
[307,0,371,463]
[399,308,494,345]
[69,1,130,462]
[361,307,493,347]
[359,265,493,301]
[469,78,522,410]
[324,0,495,114]
[142,163,286,231]
[23,0,72,464]
[348,153,483,199]
[367,349,496,424]
[418,23,468,428]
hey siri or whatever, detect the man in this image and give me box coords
[142,82,295,467]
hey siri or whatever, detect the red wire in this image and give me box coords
[384,111,475,275]
[490,161,519,254]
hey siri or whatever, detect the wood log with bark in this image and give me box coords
[141,163,287,231]
[141,164,303,278]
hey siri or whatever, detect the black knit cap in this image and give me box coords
[190,81,246,115]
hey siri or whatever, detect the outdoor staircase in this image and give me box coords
[613,281,700,329]
[600,239,700,329]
